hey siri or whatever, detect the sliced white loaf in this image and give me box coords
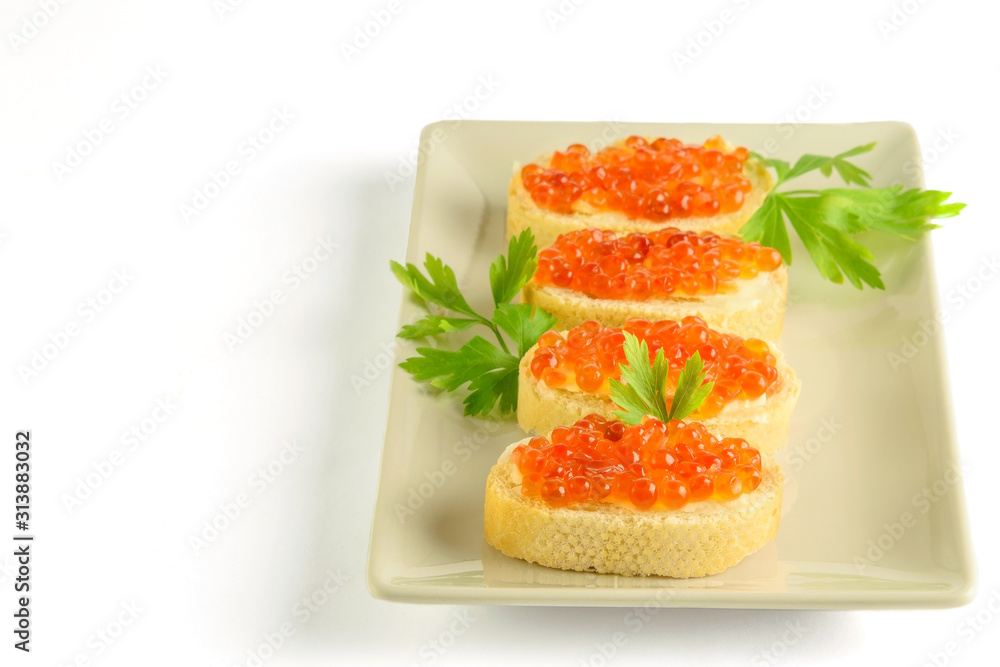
[507,142,773,250]
[522,263,788,341]
[484,441,784,578]
[516,341,800,456]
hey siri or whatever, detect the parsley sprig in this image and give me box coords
[609,332,714,425]
[390,230,557,417]
[742,143,965,289]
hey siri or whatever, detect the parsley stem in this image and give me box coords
[487,322,511,354]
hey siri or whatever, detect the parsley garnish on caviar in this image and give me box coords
[609,332,714,424]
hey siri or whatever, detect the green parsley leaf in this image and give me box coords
[609,333,670,424]
[609,333,715,425]
[390,255,485,322]
[740,193,793,263]
[817,187,964,237]
[466,364,520,417]
[666,352,715,421]
[399,337,513,391]
[743,142,965,289]
[783,142,876,186]
[493,303,558,358]
[889,188,965,219]
[397,315,478,339]
[489,229,539,307]
[391,229,555,417]
[778,194,884,289]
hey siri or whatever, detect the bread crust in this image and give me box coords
[506,141,774,251]
[516,338,800,455]
[522,263,788,341]
[484,442,784,578]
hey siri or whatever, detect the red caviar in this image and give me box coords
[512,414,763,509]
[520,135,752,218]
[529,316,779,419]
[533,227,782,298]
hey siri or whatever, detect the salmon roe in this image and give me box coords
[529,316,779,419]
[513,414,763,509]
[520,135,752,218]
[533,227,782,299]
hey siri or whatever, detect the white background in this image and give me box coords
[1,0,998,665]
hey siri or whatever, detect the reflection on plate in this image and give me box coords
[367,121,975,608]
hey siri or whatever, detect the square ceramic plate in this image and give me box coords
[366,121,975,608]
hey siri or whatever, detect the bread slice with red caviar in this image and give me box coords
[524,228,788,340]
[507,135,773,250]
[517,318,800,455]
[484,415,784,578]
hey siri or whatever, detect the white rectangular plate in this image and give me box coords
[367,121,975,608]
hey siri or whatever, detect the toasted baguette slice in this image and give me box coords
[516,339,800,455]
[484,441,783,577]
[507,138,774,250]
[522,264,788,341]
